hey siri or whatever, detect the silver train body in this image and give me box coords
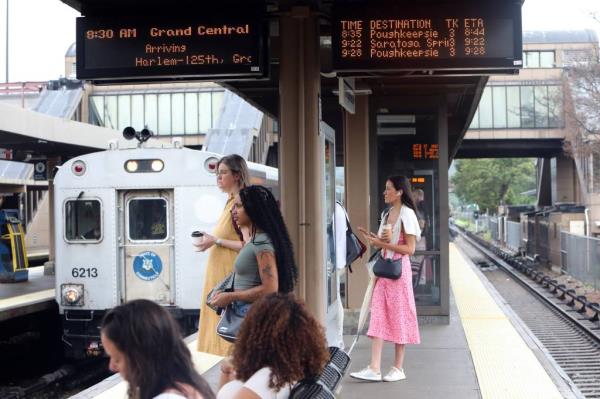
[53,145,277,358]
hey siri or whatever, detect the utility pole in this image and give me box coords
[5,0,8,83]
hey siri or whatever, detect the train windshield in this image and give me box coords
[128,198,168,241]
[65,199,102,242]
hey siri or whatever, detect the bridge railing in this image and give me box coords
[561,231,600,291]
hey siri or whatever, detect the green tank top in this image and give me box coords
[233,232,275,291]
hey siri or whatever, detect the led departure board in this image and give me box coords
[76,14,266,81]
[332,3,522,72]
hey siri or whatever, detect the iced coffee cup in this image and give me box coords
[381,224,392,242]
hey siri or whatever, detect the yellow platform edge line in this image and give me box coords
[449,244,562,399]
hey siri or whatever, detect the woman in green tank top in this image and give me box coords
[209,185,298,310]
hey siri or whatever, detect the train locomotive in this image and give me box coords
[53,142,276,358]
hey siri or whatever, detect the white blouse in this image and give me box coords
[378,205,421,258]
[217,367,291,399]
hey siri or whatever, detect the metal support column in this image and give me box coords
[344,96,371,309]
[278,7,324,322]
[438,98,450,316]
[44,156,59,275]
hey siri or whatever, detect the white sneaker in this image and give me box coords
[350,366,382,381]
[383,367,406,382]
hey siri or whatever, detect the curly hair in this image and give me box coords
[239,185,298,293]
[101,300,215,399]
[232,293,329,391]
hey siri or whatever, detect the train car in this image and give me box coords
[53,143,277,358]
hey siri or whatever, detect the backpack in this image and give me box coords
[337,202,367,272]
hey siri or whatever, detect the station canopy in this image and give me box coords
[62,0,523,160]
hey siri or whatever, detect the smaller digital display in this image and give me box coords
[411,177,427,184]
[412,144,439,160]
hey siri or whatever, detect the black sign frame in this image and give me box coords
[332,2,522,72]
[76,13,268,82]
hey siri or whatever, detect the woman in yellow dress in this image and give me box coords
[195,154,249,356]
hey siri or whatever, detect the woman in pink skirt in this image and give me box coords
[353,175,421,382]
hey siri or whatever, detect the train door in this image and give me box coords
[119,190,174,304]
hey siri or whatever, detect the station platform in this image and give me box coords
[0,265,55,321]
[341,243,575,399]
[69,243,579,398]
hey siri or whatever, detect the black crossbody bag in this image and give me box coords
[372,210,402,280]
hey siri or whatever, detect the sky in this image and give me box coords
[0,0,599,82]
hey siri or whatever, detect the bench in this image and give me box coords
[289,347,350,399]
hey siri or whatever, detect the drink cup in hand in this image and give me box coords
[191,231,204,249]
[381,224,392,242]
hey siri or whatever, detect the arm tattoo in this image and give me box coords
[262,265,274,279]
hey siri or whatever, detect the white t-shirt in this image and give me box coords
[154,394,187,399]
[217,367,291,399]
[334,202,348,270]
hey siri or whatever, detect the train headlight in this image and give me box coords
[151,160,164,172]
[124,159,163,173]
[125,160,139,172]
[61,284,84,306]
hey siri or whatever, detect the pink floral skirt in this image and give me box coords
[367,255,420,345]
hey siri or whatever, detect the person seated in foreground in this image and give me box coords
[217,293,329,399]
[101,299,215,399]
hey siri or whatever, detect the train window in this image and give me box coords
[65,200,102,242]
[128,198,168,241]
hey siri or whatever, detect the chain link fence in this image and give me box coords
[561,231,600,291]
[455,212,598,290]
[506,221,521,252]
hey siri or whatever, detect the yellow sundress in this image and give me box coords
[196,196,240,356]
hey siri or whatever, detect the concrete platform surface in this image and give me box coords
[0,266,55,321]
[340,290,480,399]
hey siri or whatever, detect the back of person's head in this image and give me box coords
[387,175,417,211]
[414,188,424,202]
[101,300,214,399]
[239,185,298,293]
[232,293,329,391]
[217,154,250,189]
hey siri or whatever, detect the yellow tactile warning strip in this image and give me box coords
[93,341,223,399]
[0,288,54,312]
[450,244,563,399]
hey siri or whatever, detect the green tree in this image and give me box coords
[451,158,536,213]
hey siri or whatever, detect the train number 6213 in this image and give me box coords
[71,268,98,278]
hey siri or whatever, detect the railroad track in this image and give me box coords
[454,227,600,399]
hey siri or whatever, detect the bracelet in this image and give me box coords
[216,238,223,247]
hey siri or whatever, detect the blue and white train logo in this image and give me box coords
[133,251,163,281]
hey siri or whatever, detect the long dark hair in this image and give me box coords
[101,300,215,399]
[239,185,298,293]
[387,175,417,212]
[233,293,329,391]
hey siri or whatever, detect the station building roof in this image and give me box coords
[523,29,599,44]
[0,102,158,158]
[65,42,77,57]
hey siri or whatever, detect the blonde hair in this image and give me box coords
[217,154,250,189]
